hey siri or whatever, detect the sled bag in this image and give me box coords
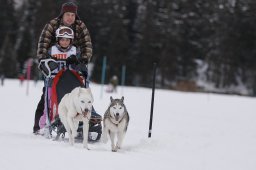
[51,69,84,121]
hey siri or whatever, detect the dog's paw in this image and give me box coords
[112,148,118,152]
[111,145,119,152]
[83,145,90,150]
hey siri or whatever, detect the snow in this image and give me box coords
[0,79,256,170]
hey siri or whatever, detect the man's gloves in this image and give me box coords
[66,55,79,65]
[38,58,58,77]
[66,55,88,65]
[38,55,88,77]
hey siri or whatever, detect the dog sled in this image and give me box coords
[38,59,102,142]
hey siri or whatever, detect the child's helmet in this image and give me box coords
[56,26,74,39]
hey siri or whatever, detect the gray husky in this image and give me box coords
[102,96,129,152]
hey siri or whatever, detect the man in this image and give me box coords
[33,2,92,133]
[37,2,92,61]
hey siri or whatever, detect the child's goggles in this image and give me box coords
[58,28,73,36]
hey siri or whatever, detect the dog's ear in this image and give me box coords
[121,96,124,102]
[110,96,113,102]
[80,87,94,102]
[72,87,80,96]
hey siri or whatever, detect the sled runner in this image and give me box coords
[39,59,102,141]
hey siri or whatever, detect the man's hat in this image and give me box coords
[59,2,80,19]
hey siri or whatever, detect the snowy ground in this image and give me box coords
[0,79,256,170]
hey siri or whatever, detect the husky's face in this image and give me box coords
[109,97,125,121]
[76,88,94,116]
[78,95,93,113]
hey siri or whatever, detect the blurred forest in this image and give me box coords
[1,0,256,95]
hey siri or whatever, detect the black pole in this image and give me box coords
[148,62,157,138]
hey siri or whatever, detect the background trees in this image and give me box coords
[1,0,256,95]
[0,0,18,77]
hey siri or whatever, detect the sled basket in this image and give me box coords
[50,69,84,121]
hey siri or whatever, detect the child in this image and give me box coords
[51,26,78,70]
[52,26,76,58]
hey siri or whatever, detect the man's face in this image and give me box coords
[62,12,76,26]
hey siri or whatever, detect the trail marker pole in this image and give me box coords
[100,56,107,99]
[148,62,157,138]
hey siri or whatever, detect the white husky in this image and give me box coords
[102,96,129,152]
[58,87,93,149]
